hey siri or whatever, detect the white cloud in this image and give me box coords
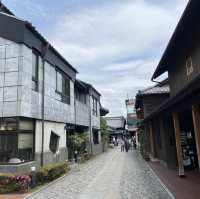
[47,0,187,116]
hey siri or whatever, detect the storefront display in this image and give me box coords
[181,131,197,169]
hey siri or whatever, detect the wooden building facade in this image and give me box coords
[141,0,200,176]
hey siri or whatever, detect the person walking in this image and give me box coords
[121,139,125,152]
[125,139,129,152]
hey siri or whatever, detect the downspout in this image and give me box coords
[73,85,77,155]
[41,42,49,167]
[89,91,93,155]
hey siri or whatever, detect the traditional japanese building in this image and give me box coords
[74,80,103,155]
[0,3,104,172]
[135,80,173,165]
[105,116,126,139]
[144,0,200,176]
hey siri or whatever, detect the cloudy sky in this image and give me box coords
[3,0,188,116]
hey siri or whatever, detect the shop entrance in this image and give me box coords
[179,109,198,170]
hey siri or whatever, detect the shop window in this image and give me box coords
[56,70,70,104]
[49,131,60,153]
[32,51,39,91]
[93,129,99,145]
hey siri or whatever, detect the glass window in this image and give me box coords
[0,132,34,163]
[92,97,98,116]
[56,71,62,93]
[75,89,87,104]
[32,51,39,91]
[49,131,60,154]
[62,76,70,104]
[56,70,71,104]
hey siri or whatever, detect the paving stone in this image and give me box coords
[28,148,172,199]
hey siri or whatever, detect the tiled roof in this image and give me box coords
[139,84,169,95]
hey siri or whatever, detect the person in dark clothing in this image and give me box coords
[121,139,125,152]
[124,139,129,152]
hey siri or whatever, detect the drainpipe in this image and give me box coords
[41,42,49,167]
[73,85,77,156]
[89,92,93,155]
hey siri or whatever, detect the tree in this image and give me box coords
[100,118,109,152]
[67,132,89,159]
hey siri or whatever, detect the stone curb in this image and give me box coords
[141,154,176,199]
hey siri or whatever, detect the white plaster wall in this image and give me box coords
[35,120,66,153]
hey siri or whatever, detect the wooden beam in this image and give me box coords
[149,121,155,157]
[192,104,200,171]
[172,112,185,177]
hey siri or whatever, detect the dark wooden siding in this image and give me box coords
[143,94,169,118]
[169,31,200,96]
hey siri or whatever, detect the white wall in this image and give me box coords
[35,120,66,153]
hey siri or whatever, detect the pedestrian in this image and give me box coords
[74,150,78,163]
[125,139,129,152]
[121,139,125,152]
[133,136,136,149]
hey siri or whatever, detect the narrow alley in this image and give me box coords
[27,148,172,199]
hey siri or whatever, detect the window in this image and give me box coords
[0,132,34,163]
[93,129,99,144]
[92,97,98,116]
[75,89,87,104]
[56,70,71,104]
[32,51,39,91]
[62,76,70,104]
[56,71,62,93]
[49,131,60,154]
[0,119,34,164]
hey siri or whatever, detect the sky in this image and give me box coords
[3,0,188,116]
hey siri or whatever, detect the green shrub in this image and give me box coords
[36,162,70,185]
[0,162,70,194]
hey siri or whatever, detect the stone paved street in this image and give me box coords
[27,148,173,199]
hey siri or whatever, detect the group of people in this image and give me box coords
[120,137,136,152]
[111,136,136,152]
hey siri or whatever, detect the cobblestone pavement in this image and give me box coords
[28,148,172,199]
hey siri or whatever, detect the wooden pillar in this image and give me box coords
[192,104,200,171]
[172,112,185,177]
[149,121,155,157]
